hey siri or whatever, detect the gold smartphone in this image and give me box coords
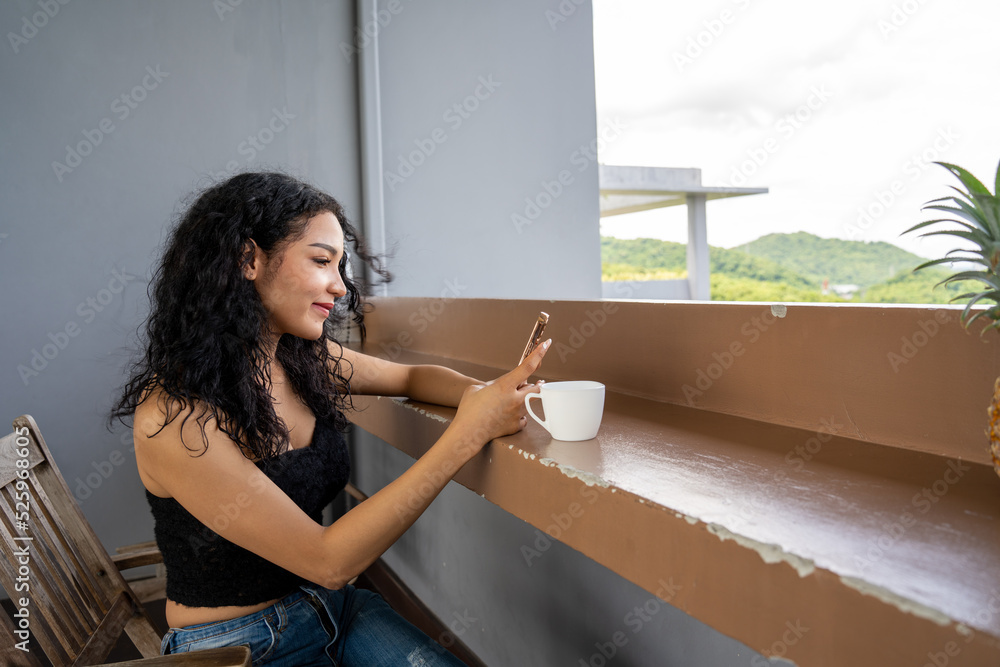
[518,312,549,365]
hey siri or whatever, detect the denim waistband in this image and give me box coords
[161,583,464,665]
[161,587,319,660]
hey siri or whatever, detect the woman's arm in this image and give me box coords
[336,345,481,407]
[136,340,549,591]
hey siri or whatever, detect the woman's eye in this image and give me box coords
[314,258,332,266]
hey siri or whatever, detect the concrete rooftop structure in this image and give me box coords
[600,165,768,300]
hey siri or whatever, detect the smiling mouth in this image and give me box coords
[313,303,334,317]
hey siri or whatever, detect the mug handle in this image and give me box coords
[525,393,548,431]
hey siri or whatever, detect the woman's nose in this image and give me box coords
[330,273,347,298]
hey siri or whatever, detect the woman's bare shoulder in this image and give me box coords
[134,386,205,445]
[133,387,246,496]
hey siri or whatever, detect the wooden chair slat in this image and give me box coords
[116,540,158,555]
[13,519,94,653]
[0,487,84,662]
[73,592,136,666]
[1,484,104,664]
[127,570,167,605]
[30,463,121,602]
[17,478,103,625]
[112,547,164,570]
[0,602,45,667]
[18,418,137,608]
[25,471,110,617]
[124,607,165,658]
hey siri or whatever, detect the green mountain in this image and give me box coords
[862,267,972,304]
[601,232,973,304]
[601,237,815,289]
[733,232,920,288]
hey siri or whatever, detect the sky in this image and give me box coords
[591,0,1000,260]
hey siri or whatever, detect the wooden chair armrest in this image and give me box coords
[117,540,158,554]
[112,542,163,570]
[99,646,251,666]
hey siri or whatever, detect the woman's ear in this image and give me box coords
[242,240,261,280]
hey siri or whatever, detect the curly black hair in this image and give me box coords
[111,172,388,460]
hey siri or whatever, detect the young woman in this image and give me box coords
[112,172,549,665]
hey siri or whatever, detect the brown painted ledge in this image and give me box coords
[346,297,1000,666]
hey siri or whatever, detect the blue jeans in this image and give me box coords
[160,584,468,666]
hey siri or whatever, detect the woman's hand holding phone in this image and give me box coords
[447,332,550,461]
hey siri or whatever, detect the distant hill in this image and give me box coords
[601,237,815,289]
[733,232,921,288]
[601,232,974,304]
[862,266,972,304]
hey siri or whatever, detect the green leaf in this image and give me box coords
[918,229,993,249]
[937,161,992,197]
[903,218,979,235]
[924,203,990,232]
[937,270,1000,291]
[959,290,1000,324]
[971,193,1000,238]
[947,184,977,201]
[994,159,1000,196]
[912,255,987,272]
[965,308,1000,332]
[953,290,1000,301]
[924,195,955,206]
[954,197,993,227]
[912,257,962,271]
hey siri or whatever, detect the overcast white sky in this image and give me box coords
[592,0,1000,259]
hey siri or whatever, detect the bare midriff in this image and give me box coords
[166,596,284,629]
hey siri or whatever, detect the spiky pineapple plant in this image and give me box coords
[904,161,1000,478]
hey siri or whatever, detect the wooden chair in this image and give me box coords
[0,415,250,667]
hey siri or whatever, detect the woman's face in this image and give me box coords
[249,211,347,341]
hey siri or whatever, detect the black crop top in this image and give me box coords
[146,416,350,607]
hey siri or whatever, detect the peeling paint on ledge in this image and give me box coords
[673,511,699,525]
[706,523,816,577]
[839,575,952,627]
[538,457,611,487]
[771,303,787,318]
[397,401,451,424]
[706,524,954,627]
[708,528,952,626]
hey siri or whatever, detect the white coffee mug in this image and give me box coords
[524,381,605,441]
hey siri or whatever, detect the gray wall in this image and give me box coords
[0,0,361,551]
[374,1,603,298]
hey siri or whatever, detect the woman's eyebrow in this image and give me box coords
[308,243,342,254]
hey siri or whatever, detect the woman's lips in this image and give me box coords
[312,303,333,317]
